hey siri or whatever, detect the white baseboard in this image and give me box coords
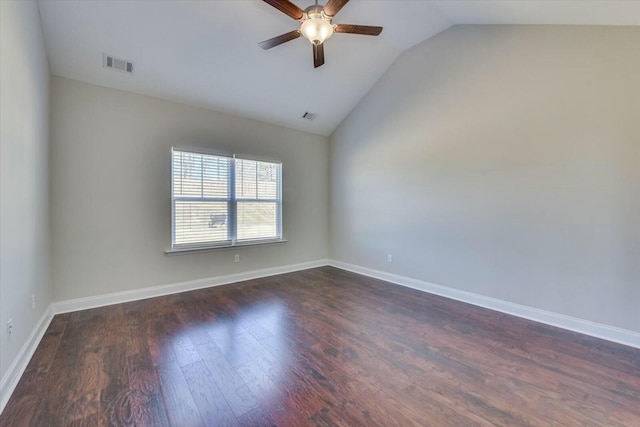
[52,259,330,314]
[0,305,54,415]
[329,260,640,349]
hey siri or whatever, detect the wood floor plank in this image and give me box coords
[25,316,104,426]
[0,392,40,427]
[195,339,261,417]
[2,266,640,426]
[181,360,237,426]
[21,322,66,377]
[236,407,277,427]
[234,359,298,425]
[104,304,128,346]
[99,342,133,426]
[63,346,103,423]
[128,351,170,426]
[67,412,99,427]
[157,362,204,427]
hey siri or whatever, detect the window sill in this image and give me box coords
[165,239,287,256]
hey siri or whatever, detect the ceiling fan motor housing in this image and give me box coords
[300,5,334,45]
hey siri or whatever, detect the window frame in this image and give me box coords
[169,147,284,253]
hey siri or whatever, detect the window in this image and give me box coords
[171,148,282,249]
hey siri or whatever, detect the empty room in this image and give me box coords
[1,0,640,425]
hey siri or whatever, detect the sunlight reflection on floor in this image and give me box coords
[166,299,289,406]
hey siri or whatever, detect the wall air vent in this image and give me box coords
[103,53,134,74]
[302,112,318,121]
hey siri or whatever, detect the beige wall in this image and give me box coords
[330,25,640,332]
[51,77,329,301]
[0,1,52,381]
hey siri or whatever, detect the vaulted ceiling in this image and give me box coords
[37,1,640,136]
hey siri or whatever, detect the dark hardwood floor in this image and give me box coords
[1,266,639,426]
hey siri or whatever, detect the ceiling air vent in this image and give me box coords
[103,53,134,74]
[302,112,318,121]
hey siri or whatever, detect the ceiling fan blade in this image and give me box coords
[262,0,304,20]
[259,30,301,50]
[334,24,383,36]
[313,43,325,68]
[323,0,349,17]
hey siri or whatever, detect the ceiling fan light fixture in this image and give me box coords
[300,6,334,45]
[259,0,383,68]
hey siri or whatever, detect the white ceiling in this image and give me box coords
[37,1,640,136]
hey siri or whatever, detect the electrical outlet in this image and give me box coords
[387,254,393,263]
[32,294,35,310]
[7,319,13,336]
[234,254,240,263]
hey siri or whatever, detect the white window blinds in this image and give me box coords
[171,148,282,248]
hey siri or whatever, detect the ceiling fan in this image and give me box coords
[259,0,383,68]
